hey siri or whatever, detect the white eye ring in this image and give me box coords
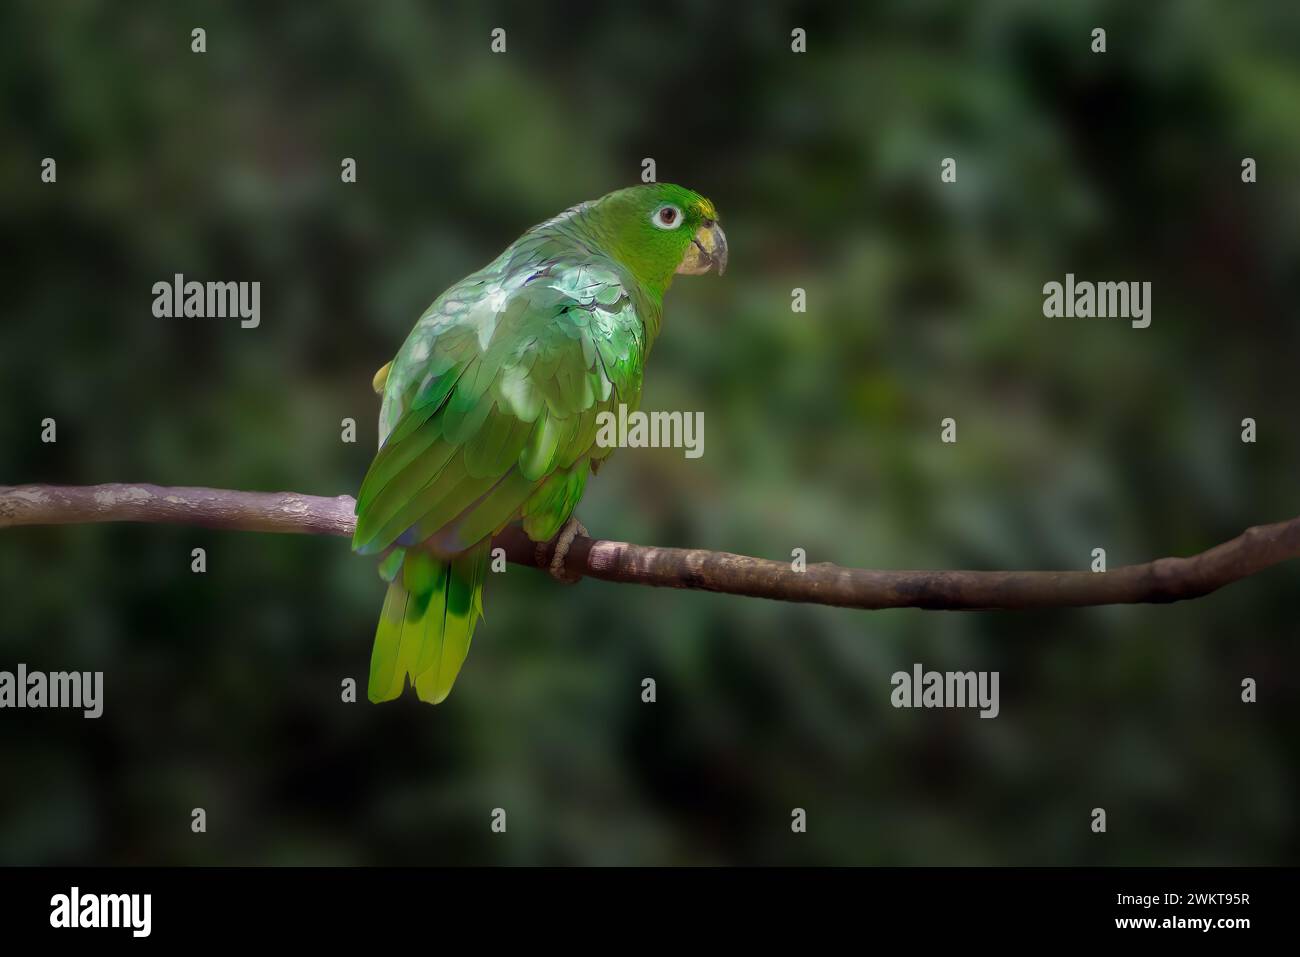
[651,204,684,230]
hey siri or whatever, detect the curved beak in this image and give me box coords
[676,221,728,276]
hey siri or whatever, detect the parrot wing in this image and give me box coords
[353,252,647,559]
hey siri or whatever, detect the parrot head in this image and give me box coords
[584,183,727,292]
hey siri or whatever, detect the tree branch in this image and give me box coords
[1,483,1296,610]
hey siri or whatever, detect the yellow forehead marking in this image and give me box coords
[692,198,717,221]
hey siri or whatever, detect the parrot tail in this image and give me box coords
[367,541,489,704]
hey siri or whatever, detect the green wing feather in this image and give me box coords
[356,227,654,704]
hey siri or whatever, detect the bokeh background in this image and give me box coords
[1,0,1297,865]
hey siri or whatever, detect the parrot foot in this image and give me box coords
[535,517,588,584]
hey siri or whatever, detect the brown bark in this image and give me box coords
[2,483,1296,610]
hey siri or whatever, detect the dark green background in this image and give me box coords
[1,0,1296,865]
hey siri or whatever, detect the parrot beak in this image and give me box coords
[676,221,728,276]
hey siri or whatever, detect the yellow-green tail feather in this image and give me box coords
[367,542,489,704]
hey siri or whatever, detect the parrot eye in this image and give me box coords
[651,205,683,230]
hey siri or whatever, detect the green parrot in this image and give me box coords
[353,183,727,704]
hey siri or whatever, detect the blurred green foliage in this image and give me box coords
[1,0,1297,864]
